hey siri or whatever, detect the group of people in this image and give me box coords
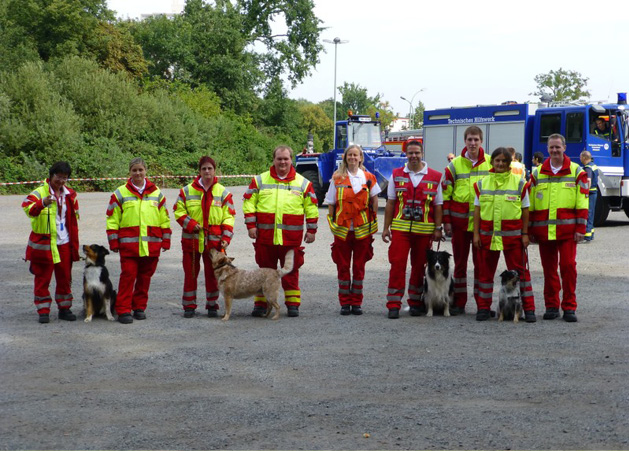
[23,127,590,324]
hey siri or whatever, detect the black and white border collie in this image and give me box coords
[423,249,454,317]
[82,244,116,322]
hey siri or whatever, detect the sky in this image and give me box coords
[106,0,629,117]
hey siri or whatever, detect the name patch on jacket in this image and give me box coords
[291,190,302,196]
[564,182,576,188]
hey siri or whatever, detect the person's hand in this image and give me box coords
[432,229,443,242]
[111,248,119,253]
[304,232,316,244]
[522,234,530,248]
[192,224,201,232]
[221,239,229,249]
[575,232,585,243]
[43,195,54,207]
[473,233,481,250]
[444,223,452,237]
[248,227,257,240]
[382,227,391,243]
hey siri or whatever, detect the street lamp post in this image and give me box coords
[400,88,425,129]
[323,37,348,148]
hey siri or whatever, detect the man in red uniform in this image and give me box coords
[382,141,443,318]
[529,134,589,322]
[243,146,319,317]
[442,126,491,315]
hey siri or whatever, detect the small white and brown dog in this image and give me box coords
[209,248,294,321]
[82,244,116,323]
[423,249,454,317]
[498,269,522,323]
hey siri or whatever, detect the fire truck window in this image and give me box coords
[539,114,561,142]
[565,112,584,143]
[336,125,346,149]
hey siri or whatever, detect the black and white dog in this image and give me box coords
[82,244,116,323]
[423,249,454,317]
[498,269,522,323]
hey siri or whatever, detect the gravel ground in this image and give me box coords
[1,186,628,450]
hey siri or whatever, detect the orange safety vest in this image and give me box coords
[391,166,442,234]
[327,171,378,240]
[22,181,80,264]
[106,179,172,257]
[242,166,318,246]
[529,155,589,241]
[173,177,235,253]
[474,171,526,251]
[442,147,491,231]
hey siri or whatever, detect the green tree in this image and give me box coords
[530,68,590,102]
[1,0,146,78]
[338,82,380,116]
[298,103,334,151]
[411,100,425,129]
[366,100,397,131]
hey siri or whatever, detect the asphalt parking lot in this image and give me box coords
[1,186,628,450]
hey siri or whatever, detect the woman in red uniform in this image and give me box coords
[173,156,235,318]
[106,158,172,324]
[472,147,536,322]
[325,145,380,315]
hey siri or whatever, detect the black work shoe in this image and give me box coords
[409,306,424,317]
[340,305,351,315]
[183,309,195,318]
[351,305,363,315]
[543,308,560,320]
[524,311,537,323]
[118,313,133,324]
[133,310,146,320]
[287,305,299,317]
[450,306,465,316]
[207,309,218,318]
[476,309,491,321]
[388,308,400,319]
[563,310,578,322]
[38,313,50,324]
[251,306,266,317]
[58,309,76,321]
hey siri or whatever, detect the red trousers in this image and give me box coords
[254,243,304,307]
[538,239,578,311]
[451,227,480,309]
[116,256,159,315]
[476,246,535,312]
[181,251,219,311]
[30,243,73,314]
[331,233,374,306]
[386,231,432,310]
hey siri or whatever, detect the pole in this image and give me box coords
[332,40,338,148]
[324,37,348,149]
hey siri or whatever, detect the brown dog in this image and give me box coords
[209,248,294,321]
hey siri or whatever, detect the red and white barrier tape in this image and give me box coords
[0,174,256,186]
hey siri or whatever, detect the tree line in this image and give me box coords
[0,0,590,193]
[0,0,401,193]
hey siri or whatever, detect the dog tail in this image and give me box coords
[279,249,295,278]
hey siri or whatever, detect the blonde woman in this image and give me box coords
[324,145,380,315]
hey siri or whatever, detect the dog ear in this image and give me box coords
[103,248,110,255]
[228,257,235,263]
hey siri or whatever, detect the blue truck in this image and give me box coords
[294,113,407,205]
[422,94,629,225]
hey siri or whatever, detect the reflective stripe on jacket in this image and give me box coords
[22,181,80,264]
[529,156,589,241]
[442,148,491,231]
[391,166,442,234]
[327,171,378,240]
[173,177,235,253]
[242,167,318,246]
[106,179,172,257]
[475,171,526,251]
